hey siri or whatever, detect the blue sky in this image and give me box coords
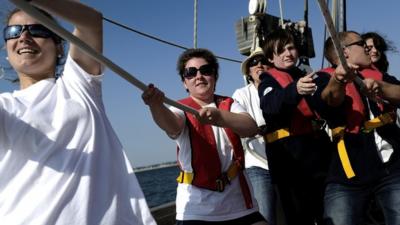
[1,0,400,167]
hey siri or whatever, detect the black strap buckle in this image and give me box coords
[312,119,327,131]
[216,173,230,192]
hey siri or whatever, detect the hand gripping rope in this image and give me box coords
[316,0,366,88]
[316,0,389,104]
[316,0,392,178]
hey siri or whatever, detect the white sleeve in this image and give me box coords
[60,55,104,98]
[167,105,187,139]
[231,100,247,114]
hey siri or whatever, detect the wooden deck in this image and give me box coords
[151,202,176,225]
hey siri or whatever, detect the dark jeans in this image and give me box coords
[324,173,400,225]
[246,166,276,225]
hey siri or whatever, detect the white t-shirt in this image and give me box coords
[0,56,156,225]
[368,110,393,163]
[232,84,269,170]
[170,101,258,221]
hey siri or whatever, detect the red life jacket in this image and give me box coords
[320,67,365,133]
[178,95,253,208]
[320,67,386,133]
[359,67,385,112]
[267,68,316,135]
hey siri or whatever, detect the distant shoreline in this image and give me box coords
[133,161,178,173]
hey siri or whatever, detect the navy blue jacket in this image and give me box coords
[258,67,332,184]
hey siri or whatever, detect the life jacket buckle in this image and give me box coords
[312,119,327,131]
[216,173,229,192]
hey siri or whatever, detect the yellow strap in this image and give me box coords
[265,128,290,143]
[226,162,241,181]
[363,112,394,133]
[337,137,355,178]
[176,163,241,185]
[331,126,344,137]
[176,171,194,184]
[331,126,355,179]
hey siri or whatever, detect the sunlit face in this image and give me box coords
[271,43,298,70]
[183,57,216,103]
[5,11,59,82]
[248,55,269,84]
[343,33,371,68]
[365,38,381,63]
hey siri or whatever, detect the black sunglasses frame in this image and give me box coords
[344,40,372,53]
[183,64,214,79]
[344,40,366,48]
[3,24,60,43]
[248,56,268,68]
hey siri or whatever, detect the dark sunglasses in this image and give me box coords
[3,24,60,42]
[183,64,214,79]
[248,56,268,67]
[344,40,366,48]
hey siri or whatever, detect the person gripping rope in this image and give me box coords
[311,31,400,225]
[0,1,155,224]
[142,48,268,225]
[258,29,333,225]
[232,47,276,225]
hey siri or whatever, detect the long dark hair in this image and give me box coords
[361,32,396,72]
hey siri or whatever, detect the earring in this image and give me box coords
[58,54,62,58]
[5,56,8,61]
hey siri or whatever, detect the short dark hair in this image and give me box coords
[176,48,219,82]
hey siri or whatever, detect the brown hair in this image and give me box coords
[263,29,297,63]
[5,7,63,44]
[176,48,219,82]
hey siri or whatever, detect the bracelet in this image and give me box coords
[332,75,348,85]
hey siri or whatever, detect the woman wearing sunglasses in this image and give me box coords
[232,47,276,225]
[1,1,155,225]
[142,48,268,225]
[257,29,332,225]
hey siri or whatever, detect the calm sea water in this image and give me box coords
[135,165,179,208]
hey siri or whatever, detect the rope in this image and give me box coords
[103,17,241,63]
[320,0,329,69]
[10,0,200,116]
